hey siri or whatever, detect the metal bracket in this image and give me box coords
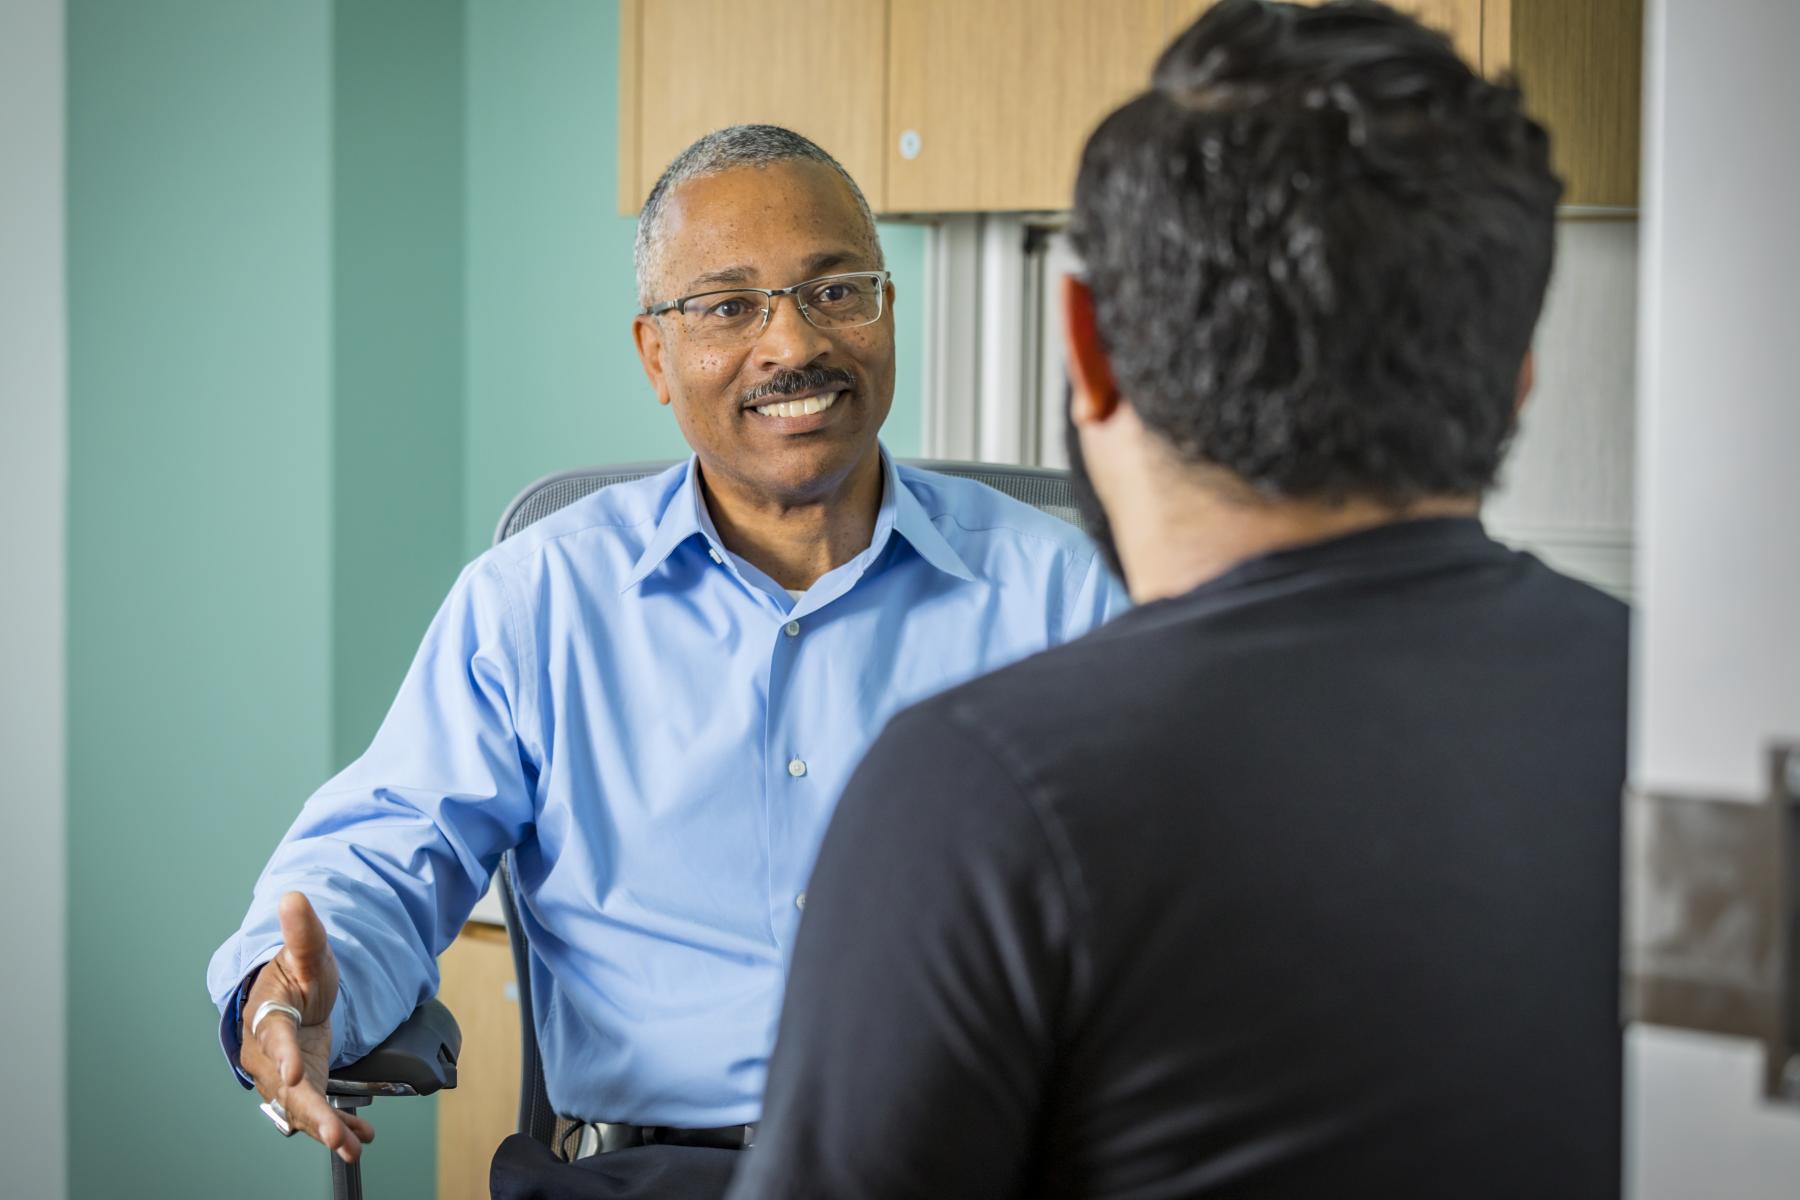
[1624,743,1800,1104]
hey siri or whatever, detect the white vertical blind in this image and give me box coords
[921,215,982,460]
[922,214,1059,466]
[1486,220,1640,599]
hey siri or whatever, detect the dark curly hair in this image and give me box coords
[1069,0,1562,503]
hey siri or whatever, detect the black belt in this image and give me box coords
[559,1119,756,1160]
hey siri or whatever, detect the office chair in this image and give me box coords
[486,458,1089,1150]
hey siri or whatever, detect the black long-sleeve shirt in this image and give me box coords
[729,517,1627,1200]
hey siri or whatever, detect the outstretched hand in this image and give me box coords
[239,891,374,1164]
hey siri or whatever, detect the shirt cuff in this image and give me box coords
[217,952,279,1089]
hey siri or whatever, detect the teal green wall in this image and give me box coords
[463,0,641,558]
[333,0,467,768]
[881,222,928,460]
[69,0,455,1195]
[67,1,925,1195]
[327,0,469,1188]
[67,3,343,1198]
[461,0,926,560]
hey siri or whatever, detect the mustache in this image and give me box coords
[740,367,856,407]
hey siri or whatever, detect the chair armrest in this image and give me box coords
[326,997,462,1098]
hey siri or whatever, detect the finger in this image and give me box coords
[249,1001,306,1089]
[277,891,331,980]
[339,1110,377,1144]
[279,1080,365,1163]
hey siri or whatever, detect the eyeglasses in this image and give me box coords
[641,271,890,344]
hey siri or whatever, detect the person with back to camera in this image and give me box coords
[730,2,1627,1196]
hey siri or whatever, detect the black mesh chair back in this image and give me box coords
[490,458,1083,1145]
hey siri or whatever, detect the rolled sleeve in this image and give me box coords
[206,557,538,1077]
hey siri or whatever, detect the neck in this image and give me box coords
[699,449,885,591]
[1114,464,1479,604]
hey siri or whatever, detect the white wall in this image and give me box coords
[1634,0,1800,799]
[1629,0,1800,1195]
[0,0,68,1196]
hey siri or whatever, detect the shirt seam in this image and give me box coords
[481,558,539,755]
[926,510,1099,556]
[492,514,660,568]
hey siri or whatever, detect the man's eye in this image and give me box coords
[701,298,751,320]
[809,281,870,309]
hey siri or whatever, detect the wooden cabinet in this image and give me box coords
[435,923,522,1200]
[884,0,1166,213]
[618,0,888,215]
[1486,0,1642,208]
[619,0,1640,214]
[1167,0,1639,208]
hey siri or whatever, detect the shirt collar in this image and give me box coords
[620,448,977,594]
[887,456,976,583]
[620,457,712,593]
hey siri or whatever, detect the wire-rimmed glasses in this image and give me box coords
[641,271,889,344]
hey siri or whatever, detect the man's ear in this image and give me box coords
[1060,275,1120,427]
[1514,349,1535,419]
[633,315,674,408]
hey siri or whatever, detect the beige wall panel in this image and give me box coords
[886,0,1167,212]
[436,924,524,1200]
[624,0,888,215]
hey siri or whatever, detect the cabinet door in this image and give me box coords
[1485,0,1641,207]
[1166,0,1483,69]
[885,0,1167,212]
[435,924,523,1200]
[1165,1,1639,207]
[621,0,888,214]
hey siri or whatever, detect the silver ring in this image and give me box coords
[259,1098,296,1137]
[251,999,304,1038]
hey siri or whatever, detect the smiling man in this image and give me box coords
[207,125,1125,1199]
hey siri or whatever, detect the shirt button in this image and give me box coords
[795,893,807,911]
[784,620,801,637]
[707,547,724,565]
[787,757,807,778]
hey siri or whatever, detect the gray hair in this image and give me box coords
[634,124,884,307]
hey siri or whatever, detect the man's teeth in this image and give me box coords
[754,390,841,418]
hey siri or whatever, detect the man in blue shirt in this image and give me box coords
[207,124,1125,1193]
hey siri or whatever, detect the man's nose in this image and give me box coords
[752,292,833,370]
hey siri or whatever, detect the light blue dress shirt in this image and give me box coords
[208,450,1127,1126]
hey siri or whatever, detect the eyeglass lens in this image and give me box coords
[679,274,883,339]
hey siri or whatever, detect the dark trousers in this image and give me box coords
[489,1133,741,1200]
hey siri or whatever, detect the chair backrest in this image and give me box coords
[491,457,1082,1143]
[494,458,1089,545]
